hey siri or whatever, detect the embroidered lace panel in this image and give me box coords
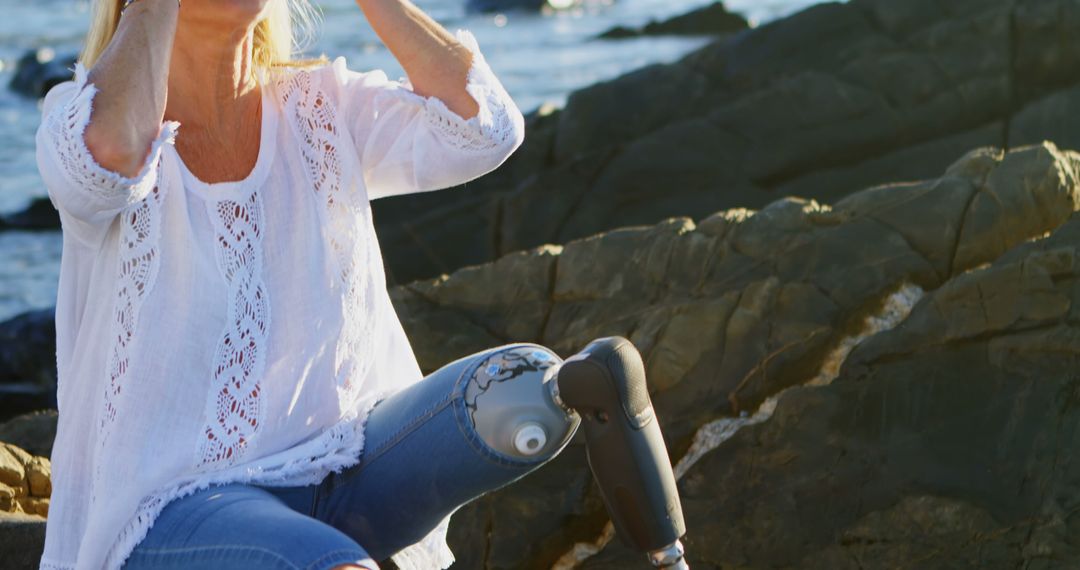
[92,181,167,504]
[279,69,378,409]
[196,188,271,468]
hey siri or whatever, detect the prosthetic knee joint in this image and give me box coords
[468,338,689,569]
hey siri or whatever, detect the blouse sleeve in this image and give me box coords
[330,28,526,201]
[35,62,179,237]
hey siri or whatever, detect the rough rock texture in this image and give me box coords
[8,49,76,99]
[0,443,50,569]
[580,205,1080,570]
[0,308,57,422]
[465,0,547,14]
[370,0,1080,285]
[389,142,1080,568]
[0,197,61,232]
[0,513,47,570]
[597,2,748,39]
[0,411,58,458]
[0,443,50,517]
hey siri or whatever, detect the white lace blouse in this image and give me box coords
[34,28,525,570]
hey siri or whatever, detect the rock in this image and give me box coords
[0,197,60,232]
[26,457,50,498]
[0,410,58,458]
[0,512,46,570]
[16,496,48,518]
[0,308,56,385]
[597,2,748,39]
[0,308,57,422]
[774,123,1003,205]
[0,445,25,489]
[582,212,1080,569]
[0,482,15,512]
[370,0,1080,285]
[392,143,1080,567]
[8,48,76,99]
[0,443,51,513]
[465,0,552,13]
[0,385,56,426]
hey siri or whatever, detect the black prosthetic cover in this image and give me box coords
[556,337,687,555]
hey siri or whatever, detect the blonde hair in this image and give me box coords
[80,0,327,73]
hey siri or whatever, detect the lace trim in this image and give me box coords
[39,560,73,570]
[279,68,379,410]
[196,187,271,468]
[93,179,167,505]
[44,62,179,208]
[395,28,521,153]
[100,397,384,570]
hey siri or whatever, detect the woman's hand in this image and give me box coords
[84,0,180,178]
[355,0,482,120]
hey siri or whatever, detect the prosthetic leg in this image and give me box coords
[467,337,688,569]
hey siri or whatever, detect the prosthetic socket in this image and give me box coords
[468,337,689,569]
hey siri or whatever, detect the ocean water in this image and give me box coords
[0,0,827,322]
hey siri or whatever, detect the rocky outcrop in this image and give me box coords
[0,513,46,570]
[597,2,748,39]
[9,48,76,99]
[0,308,57,422]
[0,443,50,517]
[0,197,60,232]
[0,411,58,458]
[390,142,1080,568]
[580,195,1080,570]
[370,0,1080,285]
[465,0,550,13]
[0,443,49,570]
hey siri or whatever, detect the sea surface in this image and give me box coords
[0,0,828,321]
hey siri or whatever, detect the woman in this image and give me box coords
[34,1,668,569]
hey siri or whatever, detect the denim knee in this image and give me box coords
[123,484,376,570]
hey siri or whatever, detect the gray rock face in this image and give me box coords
[392,142,1080,568]
[597,2,749,39]
[371,0,1080,286]
[0,441,50,569]
[583,203,1080,570]
[0,309,57,422]
[0,197,61,232]
[0,513,45,570]
[0,411,58,458]
[8,49,75,99]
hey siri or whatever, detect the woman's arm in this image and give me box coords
[83,0,179,177]
[326,1,525,199]
[355,0,481,121]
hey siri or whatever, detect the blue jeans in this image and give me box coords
[122,342,571,570]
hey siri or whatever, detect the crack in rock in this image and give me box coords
[550,523,617,570]
[807,283,926,387]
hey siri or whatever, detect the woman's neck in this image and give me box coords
[165,19,260,130]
